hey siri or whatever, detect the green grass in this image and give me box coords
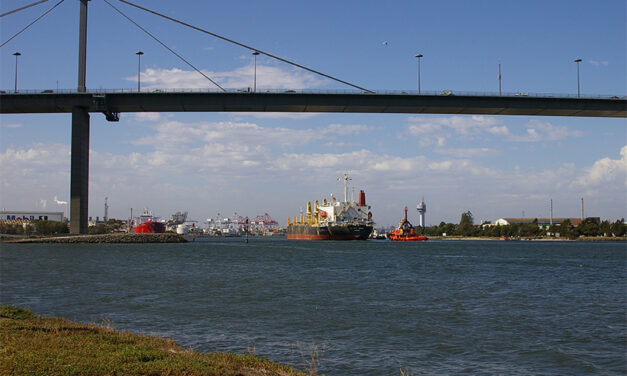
[0,306,304,376]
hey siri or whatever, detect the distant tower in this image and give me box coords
[581,197,584,220]
[417,197,426,227]
[550,198,553,226]
[104,197,109,223]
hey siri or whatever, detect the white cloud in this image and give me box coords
[0,143,70,211]
[575,146,627,187]
[127,64,325,90]
[233,112,318,120]
[588,60,609,66]
[435,147,497,158]
[506,120,583,142]
[407,116,582,145]
[134,113,163,122]
[1,123,23,128]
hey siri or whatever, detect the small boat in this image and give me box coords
[387,206,427,241]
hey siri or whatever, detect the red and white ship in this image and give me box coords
[133,208,166,233]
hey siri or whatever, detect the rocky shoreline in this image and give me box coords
[2,233,187,244]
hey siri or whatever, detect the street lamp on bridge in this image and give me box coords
[252,51,260,92]
[12,52,21,93]
[136,51,144,92]
[414,53,423,94]
[574,58,582,98]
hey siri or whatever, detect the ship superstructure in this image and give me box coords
[287,174,373,240]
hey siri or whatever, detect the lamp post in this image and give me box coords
[498,61,502,96]
[252,51,260,92]
[414,53,423,94]
[573,58,582,98]
[136,51,144,92]
[12,52,21,93]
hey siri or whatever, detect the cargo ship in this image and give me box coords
[133,208,166,233]
[387,206,427,241]
[286,174,373,240]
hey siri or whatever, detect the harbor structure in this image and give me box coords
[417,198,426,227]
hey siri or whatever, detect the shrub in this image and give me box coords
[0,306,36,320]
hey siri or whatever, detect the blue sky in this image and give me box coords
[1,0,625,226]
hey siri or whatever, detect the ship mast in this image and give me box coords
[342,173,351,203]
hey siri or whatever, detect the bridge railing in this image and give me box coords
[1,88,624,100]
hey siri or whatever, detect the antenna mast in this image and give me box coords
[342,173,351,203]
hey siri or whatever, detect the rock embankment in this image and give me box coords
[4,233,187,243]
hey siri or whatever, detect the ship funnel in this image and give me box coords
[358,190,366,206]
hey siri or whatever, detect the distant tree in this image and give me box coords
[89,224,107,234]
[599,220,611,237]
[443,222,457,236]
[460,211,474,226]
[32,220,69,235]
[520,219,541,237]
[0,222,19,234]
[105,219,126,232]
[610,219,625,237]
[455,211,474,236]
[547,223,559,237]
[484,225,501,237]
[559,219,574,238]
[577,218,600,237]
[424,225,440,236]
[436,222,456,236]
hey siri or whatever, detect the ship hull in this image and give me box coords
[388,234,428,241]
[286,223,372,240]
[286,224,330,240]
[328,224,373,240]
[133,221,166,234]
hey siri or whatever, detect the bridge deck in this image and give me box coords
[0,92,625,118]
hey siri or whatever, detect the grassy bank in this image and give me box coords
[0,306,303,376]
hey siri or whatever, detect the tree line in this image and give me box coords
[0,220,69,235]
[418,211,626,239]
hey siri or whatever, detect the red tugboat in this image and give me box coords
[387,206,427,241]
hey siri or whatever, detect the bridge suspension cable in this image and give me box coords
[0,0,49,18]
[118,0,374,94]
[103,0,225,92]
[0,0,64,49]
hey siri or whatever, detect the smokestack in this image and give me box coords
[581,198,584,220]
[550,198,553,225]
[358,190,366,206]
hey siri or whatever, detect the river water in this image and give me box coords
[1,238,625,375]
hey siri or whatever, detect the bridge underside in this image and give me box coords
[1,92,625,117]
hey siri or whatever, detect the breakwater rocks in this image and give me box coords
[4,233,187,244]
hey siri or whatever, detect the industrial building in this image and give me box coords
[1,211,64,222]
[493,217,600,227]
